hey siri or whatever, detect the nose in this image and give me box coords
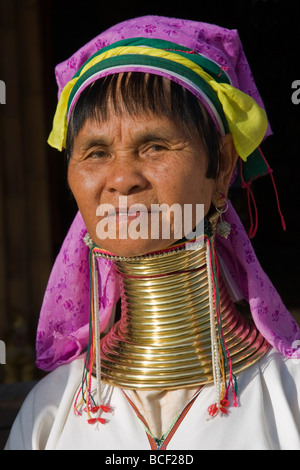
[106,157,150,195]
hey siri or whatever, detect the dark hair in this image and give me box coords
[66,72,221,179]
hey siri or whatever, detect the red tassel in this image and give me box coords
[208,403,219,418]
[219,406,229,414]
[219,399,229,414]
[87,417,106,425]
[100,404,112,413]
[90,406,100,414]
[220,398,229,407]
[87,418,97,424]
[239,160,258,238]
[208,399,230,418]
[257,147,286,231]
[240,148,287,237]
[97,417,106,424]
[89,404,112,414]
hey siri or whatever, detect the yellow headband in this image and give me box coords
[48,45,268,160]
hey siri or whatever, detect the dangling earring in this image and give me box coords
[215,198,231,239]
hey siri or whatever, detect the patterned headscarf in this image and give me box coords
[36,16,300,371]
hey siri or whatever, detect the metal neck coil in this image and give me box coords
[91,221,269,390]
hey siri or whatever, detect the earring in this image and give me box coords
[215,199,231,239]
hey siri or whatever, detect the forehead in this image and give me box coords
[72,111,200,150]
[66,72,221,181]
[67,73,211,142]
[74,73,173,121]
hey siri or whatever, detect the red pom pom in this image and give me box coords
[220,398,229,407]
[208,399,230,418]
[97,417,106,424]
[87,418,97,424]
[100,404,112,413]
[90,406,100,414]
[208,403,219,417]
[219,406,229,414]
[87,417,106,425]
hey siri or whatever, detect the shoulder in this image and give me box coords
[20,356,85,415]
[255,347,300,382]
[260,348,300,398]
[32,357,85,402]
[5,357,85,450]
[238,347,300,433]
[238,347,300,390]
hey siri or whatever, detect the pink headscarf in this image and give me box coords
[36,16,300,371]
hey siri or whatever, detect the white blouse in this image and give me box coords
[5,348,300,450]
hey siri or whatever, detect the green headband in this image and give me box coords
[48,38,268,169]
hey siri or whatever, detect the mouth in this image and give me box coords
[105,204,152,222]
[95,202,184,244]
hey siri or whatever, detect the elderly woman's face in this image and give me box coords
[68,110,227,257]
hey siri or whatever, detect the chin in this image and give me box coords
[94,237,175,257]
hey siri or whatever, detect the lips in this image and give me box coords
[107,205,147,215]
[100,205,150,226]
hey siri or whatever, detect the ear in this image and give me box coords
[212,134,238,207]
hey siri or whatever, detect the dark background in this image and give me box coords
[0,0,299,447]
[46,0,300,304]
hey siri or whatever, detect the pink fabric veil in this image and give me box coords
[36,212,120,370]
[36,16,300,371]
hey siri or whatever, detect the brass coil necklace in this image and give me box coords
[83,217,269,395]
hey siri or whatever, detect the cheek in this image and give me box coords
[67,164,106,233]
[159,163,214,207]
[68,164,102,203]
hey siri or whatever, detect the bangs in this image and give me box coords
[66,72,221,178]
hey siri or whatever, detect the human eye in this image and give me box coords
[143,143,167,156]
[86,149,110,160]
[151,144,166,152]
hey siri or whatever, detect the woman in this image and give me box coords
[5,15,300,450]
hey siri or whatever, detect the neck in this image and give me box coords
[87,214,269,391]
